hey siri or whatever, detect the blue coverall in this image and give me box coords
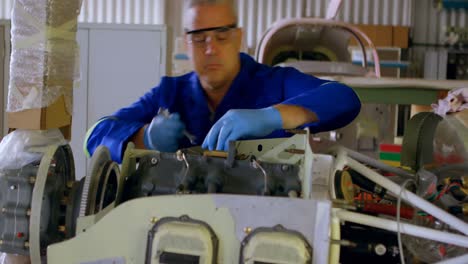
[85,53,361,163]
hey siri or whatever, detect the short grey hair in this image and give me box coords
[183,0,238,28]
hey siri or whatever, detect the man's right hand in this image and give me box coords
[144,113,185,152]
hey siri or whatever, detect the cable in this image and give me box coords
[336,210,468,248]
[435,253,468,264]
[176,151,190,192]
[252,158,268,195]
[345,157,468,235]
[398,179,415,264]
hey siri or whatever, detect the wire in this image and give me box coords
[176,151,190,192]
[429,182,463,201]
[252,158,268,195]
[398,179,416,264]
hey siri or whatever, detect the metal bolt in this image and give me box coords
[176,150,184,161]
[243,227,252,234]
[142,182,154,193]
[150,217,158,224]
[281,164,289,171]
[250,160,258,169]
[66,181,74,188]
[329,131,342,141]
[284,149,305,154]
[288,190,298,198]
[151,158,158,165]
[26,209,31,216]
[374,243,387,256]
[1,208,6,213]
[24,241,29,248]
[9,185,16,190]
[29,177,36,184]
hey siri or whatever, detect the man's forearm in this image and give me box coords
[274,104,318,129]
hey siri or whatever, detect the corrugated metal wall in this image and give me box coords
[238,0,414,50]
[78,0,165,24]
[0,0,165,24]
[413,0,468,45]
[236,0,468,48]
[0,0,467,48]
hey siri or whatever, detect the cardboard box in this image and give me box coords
[393,26,409,49]
[7,95,72,139]
[350,24,409,48]
[6,0,81,139]
[350,25,393,47]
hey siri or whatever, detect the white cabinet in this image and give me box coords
[71,24,167,179]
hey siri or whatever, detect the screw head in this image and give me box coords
[66,181,74,188]
[176,150,184,161]
[151,158,158,165]
[288,190,298,197]
[375,243,387,256]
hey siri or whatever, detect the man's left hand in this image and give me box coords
[202,107,283,151]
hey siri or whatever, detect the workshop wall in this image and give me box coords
[1,0,467,50]
[0,0,467,78]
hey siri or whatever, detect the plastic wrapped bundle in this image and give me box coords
[7,0,82,114]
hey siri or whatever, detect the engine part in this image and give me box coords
[239,225,313,263]
[80,146,120,216]
[401,112,443,171]
[333,170,355,202]
[47,195,331,264]
[403,215,468,262]
[146,215,218,264]
[0,144,79,263]
[340,223,400,264]
[122,150,301,200]
[0,163,37,256]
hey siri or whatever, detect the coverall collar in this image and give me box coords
[189,53,254,122]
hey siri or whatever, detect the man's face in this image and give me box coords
[185,4,242,91]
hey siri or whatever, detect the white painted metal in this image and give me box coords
[0,0,165,25]
[413,0,468,45]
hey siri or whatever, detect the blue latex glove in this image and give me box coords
[144,113,185,152]
[202,107,283,151]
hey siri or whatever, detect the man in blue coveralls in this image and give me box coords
[85,0,361,163]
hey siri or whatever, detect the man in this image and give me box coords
[85,0,361,163]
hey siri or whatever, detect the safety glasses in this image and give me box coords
[185,23,238,47]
